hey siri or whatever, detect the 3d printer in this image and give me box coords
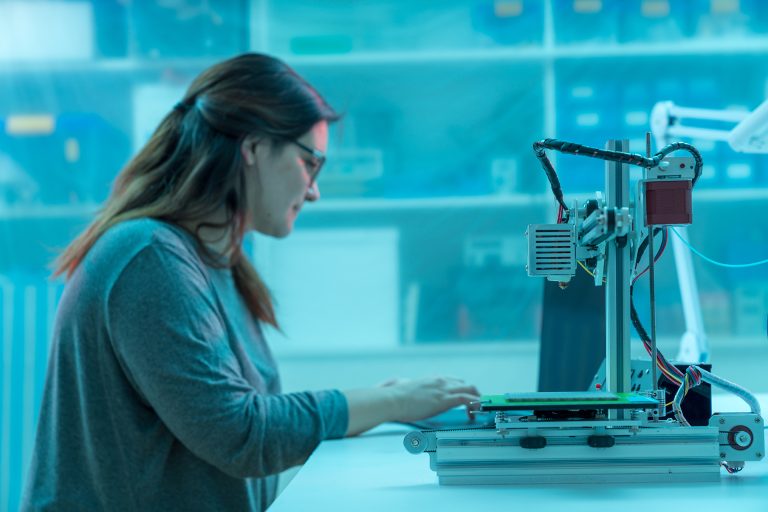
[404,135,764,484]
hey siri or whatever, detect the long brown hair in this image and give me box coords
[53,53,340,328]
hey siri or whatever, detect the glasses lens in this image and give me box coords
[293,140,324,183]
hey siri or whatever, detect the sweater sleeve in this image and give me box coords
[106,243,348,479]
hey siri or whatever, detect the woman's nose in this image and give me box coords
[305,182,320,202]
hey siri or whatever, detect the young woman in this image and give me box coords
[22,53,479,511]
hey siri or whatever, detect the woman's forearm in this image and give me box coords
[341,387,401,436]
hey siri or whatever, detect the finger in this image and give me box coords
[446,393,479,408]
[466,400,483,411]
[377,378,399,387]
[437,376,465,385]
[445,384,481,397]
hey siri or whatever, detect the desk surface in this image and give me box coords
[270,394,768,512]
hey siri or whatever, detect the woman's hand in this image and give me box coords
[383,377,480,423]
[343,377,481,436]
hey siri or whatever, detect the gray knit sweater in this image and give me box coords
[22,218,348,511]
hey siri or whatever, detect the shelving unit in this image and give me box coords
[263,1,768,349]
[7,33,768,74]
[1,0,767,347]
[4,184,768,220]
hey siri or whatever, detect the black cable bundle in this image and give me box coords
[532,138,703,211]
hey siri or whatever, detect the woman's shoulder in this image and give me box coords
[87,218,202,274]
[104,218,194,251]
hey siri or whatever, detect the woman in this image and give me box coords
[22,53,479,511]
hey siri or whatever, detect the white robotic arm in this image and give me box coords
[650,98,768,363]
[729,99,768,153]
[652,99,768,152]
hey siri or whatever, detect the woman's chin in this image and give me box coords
[257,225,291,239]
[251,215,294,238]
[274,228,292,239]
[271,219,294,239]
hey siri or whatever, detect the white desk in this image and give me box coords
[270,395,768,512]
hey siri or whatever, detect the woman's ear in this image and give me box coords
[240,137,256,166]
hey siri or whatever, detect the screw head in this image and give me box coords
[735,433,752,447]
[720,452,727,458]
[756,452,763,458]
[410,438,420,447]
[719,418,726,425]
[755,417,762,423]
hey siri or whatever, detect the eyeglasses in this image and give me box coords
[290,139,326,187]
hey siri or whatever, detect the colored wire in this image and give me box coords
[630,230,685,385]
[631,230,683,383]
[578,260,606,283]
[672,365,761,427]
[577,260,593,277]
[722,463,744,474]
[633,228,668,285]
[631,301,683,384]
[670,228,768,268]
